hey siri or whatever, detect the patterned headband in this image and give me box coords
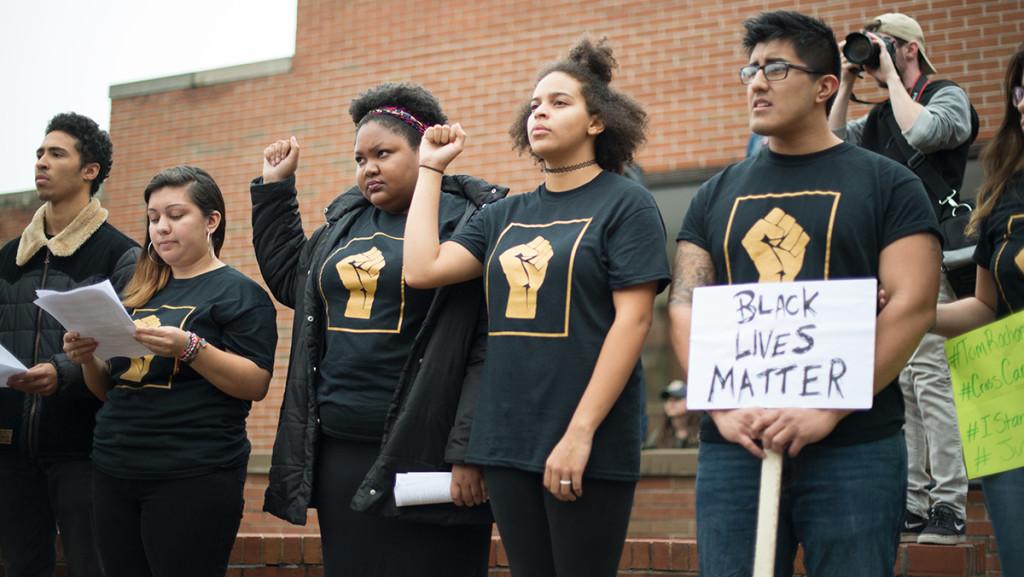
[367,106,427,135]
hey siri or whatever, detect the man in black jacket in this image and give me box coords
[829,13,973,545]
[0,113,138,577]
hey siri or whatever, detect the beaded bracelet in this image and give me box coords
[179,331,208,363]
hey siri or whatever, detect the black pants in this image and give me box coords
[92,466,245,577]
[0,453,103,577]
[484,466,635,577]
[314,436,491,577]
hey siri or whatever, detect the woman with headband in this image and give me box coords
[404,39,670,577]
[251,83,506,577]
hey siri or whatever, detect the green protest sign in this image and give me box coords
[945,310,1024,479]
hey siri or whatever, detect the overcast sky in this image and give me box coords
[0,0,297,194]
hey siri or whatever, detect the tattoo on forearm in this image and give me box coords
[668,242,715,306]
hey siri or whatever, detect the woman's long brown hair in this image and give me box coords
[968,44,1024,237]
[122,166,226,309]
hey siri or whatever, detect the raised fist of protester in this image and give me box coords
[419,123,466,173]
[262,136,301,184]
[7,362,58,396]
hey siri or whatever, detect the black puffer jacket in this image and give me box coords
[252,174,506,526]
[0,199,139,459]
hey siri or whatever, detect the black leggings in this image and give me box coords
[93,466,245,577]
[484,466,635,577]
[314,436,491,577]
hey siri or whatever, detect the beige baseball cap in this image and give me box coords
[867,13,938,75]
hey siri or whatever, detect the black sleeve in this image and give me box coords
[677,180,714,250]
[218,284,279,373]
[445,294,488,464]
[972,213,995,269]
[607,203,671,293]
[251,175,315,309]
[449,204,492,263]
[882,175,941,247]
[57,246,140,399]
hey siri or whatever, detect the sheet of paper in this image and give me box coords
[393,472,453,507]
[34,280,151,360]
[0,342,28,387]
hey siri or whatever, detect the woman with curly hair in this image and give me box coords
[250,83,506,577]
[934,44,1024,576]
[404,39,671,577]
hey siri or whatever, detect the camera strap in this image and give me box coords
[882,78,971,220]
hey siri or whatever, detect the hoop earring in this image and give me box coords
[146,241,162,264]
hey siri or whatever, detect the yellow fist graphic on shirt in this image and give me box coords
[741,207,811,282]
[337,247,387,319]
[499,236,554,319]
[122,315,161,383]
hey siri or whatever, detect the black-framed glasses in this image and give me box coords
[739,61,825,85]
[1013,86,1024,107]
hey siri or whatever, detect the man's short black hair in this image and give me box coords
[45,112,113,196]
[742,11,841,115]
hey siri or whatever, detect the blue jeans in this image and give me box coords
[982,467,1024,576]
[697,433,907,577]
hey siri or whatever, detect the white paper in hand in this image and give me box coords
[393,472,454,507]
[34,280,150,360]
[0,342,28,387]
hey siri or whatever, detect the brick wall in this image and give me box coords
[0,191,40,246]
[103,0,1024,456]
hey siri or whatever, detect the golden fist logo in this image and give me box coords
[337,247,386,319]
[122,315,161,383]
[498,236,554,319]
[741,207,810,283]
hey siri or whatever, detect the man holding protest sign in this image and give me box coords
[669,11,941,576]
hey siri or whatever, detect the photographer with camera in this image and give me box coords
[830,12,974,546]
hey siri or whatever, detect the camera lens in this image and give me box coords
[843,32,878,67]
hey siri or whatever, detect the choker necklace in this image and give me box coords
[542,159,598,173]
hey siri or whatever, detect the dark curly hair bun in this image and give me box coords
[349,82,447,148]
[510,37,647,174]
[567,37,617,84]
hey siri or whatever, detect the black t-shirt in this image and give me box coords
[974,175,1024,319]
[93,266,277,479]
[451,170,671,481]
[678,142,939,446]
[317,195,465,441]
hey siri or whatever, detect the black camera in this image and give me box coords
[843,32,896,69]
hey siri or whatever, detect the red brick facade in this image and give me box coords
[102,0,1024,457]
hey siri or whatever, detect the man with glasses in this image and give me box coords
[669,11,940,576]
[830,13,975,546]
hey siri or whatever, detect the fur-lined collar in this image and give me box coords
[16,198,108,266]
